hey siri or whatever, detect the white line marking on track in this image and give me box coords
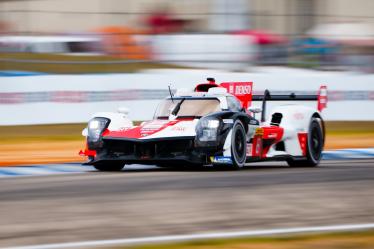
[5,223,374,249]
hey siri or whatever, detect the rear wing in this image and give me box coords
[253,86,328,122]
[253,93,318,101]
[193,79,327,115]
[253,86,327,108]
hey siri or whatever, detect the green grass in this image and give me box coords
[0,123,86,143]
[0,53,186,74]
[325,121,374,135]
[112,230,374,249]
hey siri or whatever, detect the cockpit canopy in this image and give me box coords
[154,98,221,119]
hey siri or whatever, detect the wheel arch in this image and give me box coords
[231,113,251,133]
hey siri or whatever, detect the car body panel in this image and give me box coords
[80,80,326,168]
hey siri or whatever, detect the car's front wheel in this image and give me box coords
[93,162,125,172]
[214,120,247,170]
[231,120,247,169]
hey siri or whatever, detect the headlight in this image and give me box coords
[200,119,220,129]
[87,117,110,148]
[89,120,102,130]
[196,117,220,142]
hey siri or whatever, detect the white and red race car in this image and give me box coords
[80,78,327,171]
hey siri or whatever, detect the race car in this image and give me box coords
[80,78,327,171]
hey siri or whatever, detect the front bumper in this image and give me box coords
[85,136,218,166]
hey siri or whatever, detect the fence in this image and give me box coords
[1,68,373,125]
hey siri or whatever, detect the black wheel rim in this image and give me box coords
[234,128,246,161]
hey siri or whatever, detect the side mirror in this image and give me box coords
[248,107,262,113]
[248,107,262,120]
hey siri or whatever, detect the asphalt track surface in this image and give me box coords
[0,159,374,248]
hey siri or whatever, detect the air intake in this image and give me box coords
[270,113,283,126]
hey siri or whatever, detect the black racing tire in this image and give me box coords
[214,120,247,170]
[287,117,324,167]
[93,162,125,172]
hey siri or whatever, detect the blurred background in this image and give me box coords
[0,2,374,248]
[0,0,373,73]
[0,0,373,162]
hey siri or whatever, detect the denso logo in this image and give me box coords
[235,85,252,95]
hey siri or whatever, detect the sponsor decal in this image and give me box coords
[293,112,304,120]
[224,84,252,96]
[220,82,253,109]
[246,144,252,156]
[211,156,233,164]
[51,91,88,103]
[223,119,234,124]
[171,126,186,132]
[267,133,278,139]
[0,93,23,104]
[140,120,176,136]
[249,119,258,125]
[141,120,169,131]
[255,128,264,136]
[234,85,252,95]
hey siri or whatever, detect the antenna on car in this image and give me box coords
[168,85,174,103]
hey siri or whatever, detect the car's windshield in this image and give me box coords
[154,98,221,118]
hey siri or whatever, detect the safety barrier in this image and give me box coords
[1,68,373,124]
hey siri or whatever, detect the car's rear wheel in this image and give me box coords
[287,117,324,167]
[93,162,125,171]
[214,120,247,170]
